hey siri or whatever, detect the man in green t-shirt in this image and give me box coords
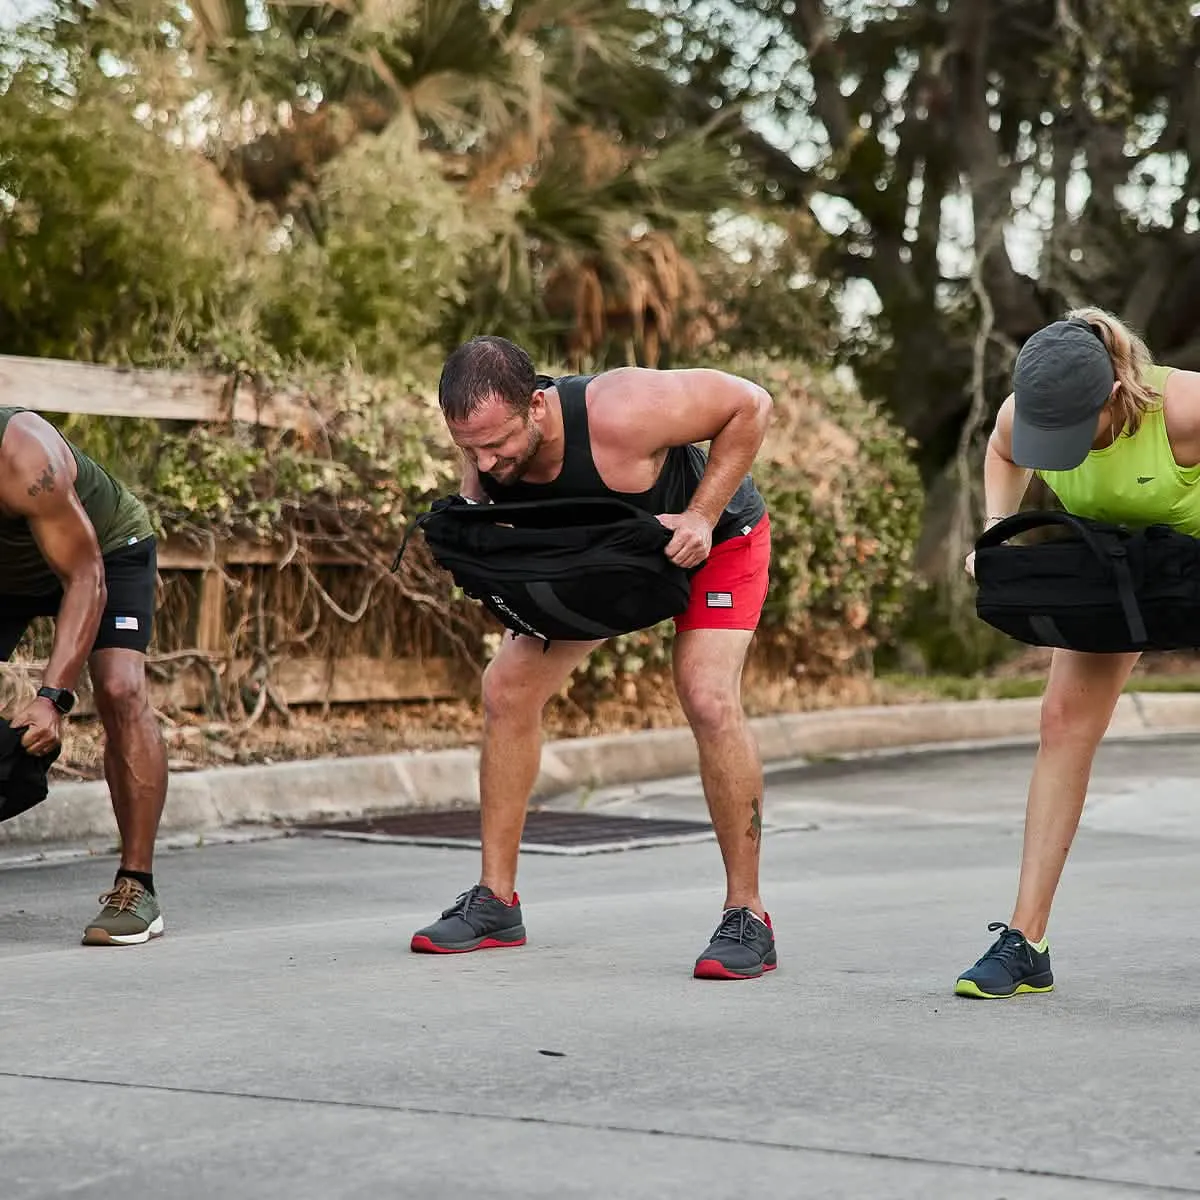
[0,406,166,947]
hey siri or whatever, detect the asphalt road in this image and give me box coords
[3,736,1200,1198]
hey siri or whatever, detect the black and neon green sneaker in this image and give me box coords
[82,877,165,947]
[955,922,1053,999]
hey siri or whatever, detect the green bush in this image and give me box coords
[0,16,474,376]
[256,127,477,375]
[55,367,454,543]
[750,358,923,674]
[0,37,250,363]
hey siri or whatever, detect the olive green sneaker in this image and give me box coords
[82,877,164,946]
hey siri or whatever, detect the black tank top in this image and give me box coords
[480,376,766,544]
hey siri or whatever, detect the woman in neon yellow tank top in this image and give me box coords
[956,307,1200,1000]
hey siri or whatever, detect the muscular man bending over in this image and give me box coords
[410,336,776,980]
[0,407,167,946]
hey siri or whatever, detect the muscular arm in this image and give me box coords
[984,397,1034,525]
[0,416,105,694]
[1161,369,1200,468]
[595,367,773,525]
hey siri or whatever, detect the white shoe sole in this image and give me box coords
[82,915,165,946]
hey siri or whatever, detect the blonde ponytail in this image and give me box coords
[1065,306,1158,437]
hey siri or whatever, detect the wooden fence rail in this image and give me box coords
[0,354,318,430]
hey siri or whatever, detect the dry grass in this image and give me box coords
[36,660,879,784]
[36,644,1200,787]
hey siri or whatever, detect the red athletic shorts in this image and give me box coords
[674,514,771,633]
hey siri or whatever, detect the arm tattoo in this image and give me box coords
[27,463,56,497]
[746,797,763,844]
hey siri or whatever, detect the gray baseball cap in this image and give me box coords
[1010,319,1115,471]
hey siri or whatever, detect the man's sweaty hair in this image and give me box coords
[439,335,537,422]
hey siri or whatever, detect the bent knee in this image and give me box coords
[94,672,150,721]
[677,683,744,737]
[481,661,550,725]
[1039,693,1115,750]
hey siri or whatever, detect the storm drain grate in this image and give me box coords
[297,808,715,856]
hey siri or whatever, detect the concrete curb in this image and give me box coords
[4,693,1200,848]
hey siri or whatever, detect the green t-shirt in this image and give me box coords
[0,407,154,595]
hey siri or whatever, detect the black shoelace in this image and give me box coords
[979,921,1033,969]
[442,885,491,920]
[712,907,758,945]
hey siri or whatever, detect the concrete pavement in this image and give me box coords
[3,736,1200,1196]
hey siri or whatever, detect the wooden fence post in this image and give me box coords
[195,569,228,654]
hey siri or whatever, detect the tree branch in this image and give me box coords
[1124,241,1177,333]
[791,0,856,152]
[943,0,1030,329]
[950,215,1006,584]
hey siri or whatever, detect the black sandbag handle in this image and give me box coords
[424,495,653,526]
[975,509,1118,559]
[390,512,429,573]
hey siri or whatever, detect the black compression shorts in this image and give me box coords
[0,538,157,660]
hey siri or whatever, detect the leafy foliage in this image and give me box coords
[56,367,454,542]
[0,0,829,375]
[660,0,1200,468]
[0,20,247,362]
[744,357,923,674]
[255,128,477,373]
[0,0,925,696]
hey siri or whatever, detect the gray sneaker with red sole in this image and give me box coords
[411,884,527,953]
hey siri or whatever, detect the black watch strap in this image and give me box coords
[37,686,76,715]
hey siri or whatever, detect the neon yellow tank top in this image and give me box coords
[1036,364,1200,536]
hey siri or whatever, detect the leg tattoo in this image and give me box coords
[747,797,763,844]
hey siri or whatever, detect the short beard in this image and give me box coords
[505,423,543,480]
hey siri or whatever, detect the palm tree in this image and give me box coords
[9,0,757,368]
[187,0,746,365]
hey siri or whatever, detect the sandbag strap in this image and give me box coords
[390,495,476,573]
[390,519,420,573]
[1108,545,1148,646]
[391,493,667,573]
[390,508,440,573]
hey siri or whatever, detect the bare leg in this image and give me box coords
[1009,648,1140,941]
[89,648,167,873]
[478,634,601,900]
[672,628,763,916]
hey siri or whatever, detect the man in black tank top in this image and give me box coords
[411,335,778,981]
[0,409,167,947]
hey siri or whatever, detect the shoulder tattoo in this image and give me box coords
[27,462,56,498]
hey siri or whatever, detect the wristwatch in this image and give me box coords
[37,686,76,715]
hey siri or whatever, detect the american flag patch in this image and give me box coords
[114,616,140,631]
[706,592,734,609]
